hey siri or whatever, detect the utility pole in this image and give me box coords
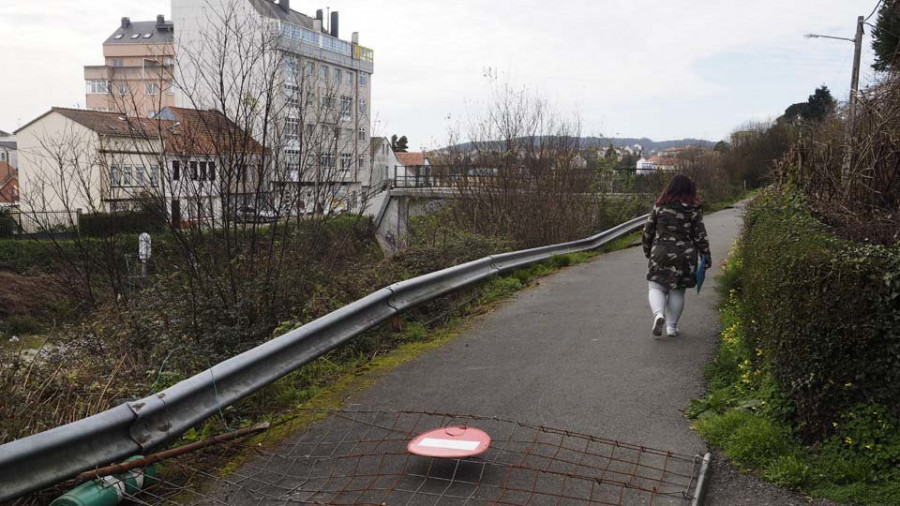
[850,15,864,108]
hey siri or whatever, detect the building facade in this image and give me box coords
[83,15,176,118]
[172,0,375,215]
[15,107,263,232]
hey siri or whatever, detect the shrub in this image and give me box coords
[740,189,900,438]
[79,208,165,237]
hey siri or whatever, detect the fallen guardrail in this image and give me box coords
[0,214,648,501]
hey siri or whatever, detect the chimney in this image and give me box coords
[352,32,359,44]
[313,18,323,33]
[156,14,165,28]
[279,0,290,12]
[121,17,131,29]
[316,9,323,21]
[330,11,339,38]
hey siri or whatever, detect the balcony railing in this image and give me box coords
[281,22,374,63]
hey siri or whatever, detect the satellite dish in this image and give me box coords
[138,233,152,262]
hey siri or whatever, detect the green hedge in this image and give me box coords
[740,189,900,438]
[79,209,166,237]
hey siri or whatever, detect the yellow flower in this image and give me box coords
[845,436,854,445]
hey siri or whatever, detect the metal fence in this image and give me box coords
[0,214,649,501]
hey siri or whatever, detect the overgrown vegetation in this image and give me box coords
[690,190,900,505]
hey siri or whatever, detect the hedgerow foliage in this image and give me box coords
[740,188,900,438]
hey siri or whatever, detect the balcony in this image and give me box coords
[279,22,374,73]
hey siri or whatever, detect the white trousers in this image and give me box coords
[648,281,685,328]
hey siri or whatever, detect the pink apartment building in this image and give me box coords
[83,16,176,118]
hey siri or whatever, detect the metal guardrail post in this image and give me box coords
[0,214,648,501]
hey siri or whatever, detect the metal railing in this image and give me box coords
[0,214,649,501]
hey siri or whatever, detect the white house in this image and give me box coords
[16,106,264,232]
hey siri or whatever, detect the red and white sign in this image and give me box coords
[408,426,491,458]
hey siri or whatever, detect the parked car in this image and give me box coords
[234,206,279,223]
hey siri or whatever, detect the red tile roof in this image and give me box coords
[395,152,427,166]
[24,107,264,156]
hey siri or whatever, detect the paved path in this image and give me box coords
[206,202,821,504]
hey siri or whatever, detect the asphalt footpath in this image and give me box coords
[209,202,829,505]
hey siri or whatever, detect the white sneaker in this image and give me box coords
[652,314,665,336]
[666,325,678,337]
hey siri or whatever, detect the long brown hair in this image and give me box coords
[656,174,700,206]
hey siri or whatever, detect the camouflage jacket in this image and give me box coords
[641,203,711,289]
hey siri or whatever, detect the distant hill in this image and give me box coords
[444,137,715,154]
[579,137,716,153]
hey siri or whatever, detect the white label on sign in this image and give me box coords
[418,438,480,451]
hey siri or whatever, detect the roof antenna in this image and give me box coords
[326,7,330,31]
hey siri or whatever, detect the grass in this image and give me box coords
[689,243,900,506]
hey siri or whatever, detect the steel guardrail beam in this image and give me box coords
[0,214,648,501]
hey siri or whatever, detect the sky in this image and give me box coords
[0,0,880,149]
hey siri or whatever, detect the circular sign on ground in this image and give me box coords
[407,426,491,459]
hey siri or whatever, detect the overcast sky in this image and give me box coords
[0,0,879,148]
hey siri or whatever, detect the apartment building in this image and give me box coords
[84,15,176,118]
[172,0,375,215]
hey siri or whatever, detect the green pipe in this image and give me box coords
[50,457,156,506]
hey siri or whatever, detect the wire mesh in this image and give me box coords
[116,410,703,506]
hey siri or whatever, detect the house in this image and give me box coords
[83,15,176,118]
[0,161,17,205]
[0,131,16,169]
[370,137,401,189]
[16,106,264,232]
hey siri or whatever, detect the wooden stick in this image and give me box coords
[76,422,270,481]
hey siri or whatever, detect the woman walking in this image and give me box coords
[641,174,711,337]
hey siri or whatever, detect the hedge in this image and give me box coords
[740,189,900,438]
[79,208,165,237]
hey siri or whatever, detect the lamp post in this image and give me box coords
[805,15,865,188]
[805,15,865,107]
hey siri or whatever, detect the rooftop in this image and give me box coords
[396,152,428,166]
[18,107,263,156]
[105,16,174,45]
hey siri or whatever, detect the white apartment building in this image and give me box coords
[172,0,375,215]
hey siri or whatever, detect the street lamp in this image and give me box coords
[804,16,864,107]
[805,15,865,187]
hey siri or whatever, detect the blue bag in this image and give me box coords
[696,255,709,293]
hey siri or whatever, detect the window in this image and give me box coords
[122,165,133,186]
[286,149,301,174]
[198,161,207,180]
[285,57,299,80]
[320,65,329,82]
[358,127,366,141]
[359,73,368,86]
[166,83,176,95]
[346,72,354,85]
[340,153,352,171]
[306,89,315,107]
[86,80,109,94]
[118,82,129,95]
[146,83,160,95]
[340,96,352,120]
[150,166,159,187]
[285,118,300,140]
[110,165,121,187]
[208,161,216,181]
[318,153,336,169]
[305,124,315,137]
[134,165,145,186]
[143,33,153,39]
[172,160,181,181]
[320,92,335,110]
[111,59,124,67]
[359,99,367,115]
[131,34,140,39]
[114,34,123,40]
[190,161,198,180]
[334,69,342,83]
[305,61,315,76]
